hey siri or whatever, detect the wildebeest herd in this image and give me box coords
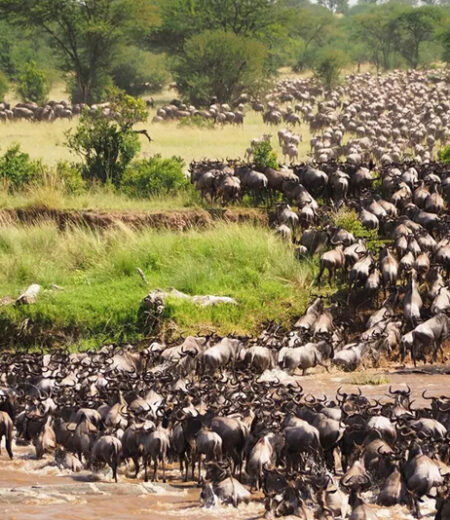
[1,69,449,518]
[0,343,449,519]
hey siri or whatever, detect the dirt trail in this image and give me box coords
[0,207,268,231]
[1,367,448,520]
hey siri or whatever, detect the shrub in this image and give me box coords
[55,162,86,194]
[0,144,42,192]
[121,155,188,198]
[112,47,170,95]
[0,69,8,100]
[17,61,49,105]
[173,29,271,106]
[314,48,348,90]
[66,89,147,187]
[438,145,450,165]
[333,207,377,241]
[253,141,279,170]
[177,114,214,129]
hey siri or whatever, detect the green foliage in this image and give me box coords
[438,145,450,165]
[177,114,215,129]
[314,47,348,90]
[111,47,170,96]
[173,29,270,105]
[121,155,189,198]
[333,207,377,241]
[0,0,159,104]
[152,0,283,52]
[66,89,147,187]
[0,223,315,348]
[253,141,279,170]
[0,145,42,192]
[442,25,450,64]
[0,69,9,100]
[55,161,86,194]
[17,60,49,105]
[394,6,444,69]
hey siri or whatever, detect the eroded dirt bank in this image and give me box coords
[0,207,268,231]
[1,367,448,520]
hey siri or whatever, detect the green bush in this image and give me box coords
[0,69,9,100]
[438,145,450,165]
[55,161,86,194]
[66,89,147,187]
[0,144,42,192]
[314,48,348,90]
[17,61,49,105]
[253,141,279,170]
[173,29,271,106]
[112,47,170,95]
[121,155,188,198]
[177,114,214,129]
[334,207,377,241]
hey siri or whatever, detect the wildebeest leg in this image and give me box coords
[324,448,334,472]
[191,452,196,480]
[112,460,118,483]
[153,457,158,482]
[317,266,324,284]
[144,456,149,482]
[133,456,140,478]
[162,455,166,483]
[5,436,12,459]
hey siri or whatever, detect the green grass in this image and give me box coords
[0,183,203,211]
[0,222,315,350]
[346,374,391,385]
[0,95,313,168]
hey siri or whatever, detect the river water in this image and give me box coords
[1,368,448,520]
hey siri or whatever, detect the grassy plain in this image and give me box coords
[0,223,316,349]
[0,79,313,171]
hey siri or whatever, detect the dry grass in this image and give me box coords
[346,374,391,386]
[0,109,313,166]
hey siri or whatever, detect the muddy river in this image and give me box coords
[1,367,448,520]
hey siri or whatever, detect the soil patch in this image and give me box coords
[0,207,268,231]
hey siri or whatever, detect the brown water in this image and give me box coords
[1,368,448,520]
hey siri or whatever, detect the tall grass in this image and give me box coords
[0,182,203,211]
[0,222,315,348]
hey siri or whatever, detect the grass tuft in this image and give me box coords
[346,374,391,385]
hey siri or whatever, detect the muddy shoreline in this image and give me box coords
[0,207,268,231]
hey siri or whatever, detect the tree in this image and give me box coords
[173,29,271,105]
[314,47,348,90]
[0,69,8,100]
[0,0,157,103]
[17,61,49,105]
[353,5,402,71]
[285,6,336,70]
[317,0,348,14]
[443,25,450,64]
[66,89,148,186]
[151,0,283,52]
[394,6,443,69]
[111,47,169,96]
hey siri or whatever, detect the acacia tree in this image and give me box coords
[394,6,443,68]
[0,0,157,103]
[353,5,402,71]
